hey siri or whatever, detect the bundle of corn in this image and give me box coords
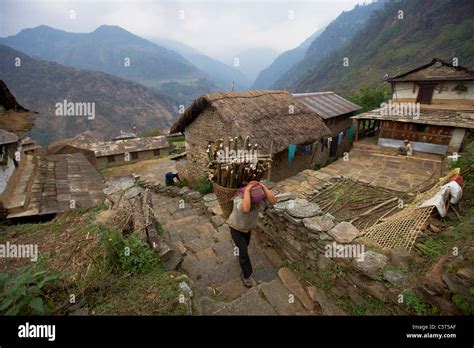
[205,135,272,216]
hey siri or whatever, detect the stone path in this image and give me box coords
[318,141,443,192]
[152,193,318,315]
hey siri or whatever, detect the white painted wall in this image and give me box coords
[0,156,16,195]
[392,81,474,101]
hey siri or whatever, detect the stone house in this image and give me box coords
[0,80,36,215]
[352,58,474,154]
[293,92,361,165]
[170,90,331,184]
[48,134,170,169]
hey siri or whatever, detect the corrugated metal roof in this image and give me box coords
[292,92,361,119]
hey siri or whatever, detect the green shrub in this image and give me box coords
[402,290,437,315]
[196,176,213,195]
[348,84,390,113]
[100,229,158,275]
[0,260,60,315]
[452,294,472,315]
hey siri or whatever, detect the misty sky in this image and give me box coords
[0,0,368,64]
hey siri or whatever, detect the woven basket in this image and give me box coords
[212,182,238,218]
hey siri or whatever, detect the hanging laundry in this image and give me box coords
[347,125,354,141]
[330,137,338,157]
[288,144,296,164]
[338,131,344,144]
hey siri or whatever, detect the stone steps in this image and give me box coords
[152,192,328,316]
[5,155,36,214]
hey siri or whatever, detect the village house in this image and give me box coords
[293,92,361,165]
[48,134,170,169]
[170,90,331,184]
[0,81,105,219]
[0,80,36,216]
[352,58,474,154]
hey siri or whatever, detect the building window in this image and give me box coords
[107,155,115,163]
[131,152,139,160]
[153,149,160,156]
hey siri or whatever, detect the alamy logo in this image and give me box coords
[0,242,38,262]
[380,100,420,119]
[18,322,56,341]
[216,147,258,164]
[55,99,95,120]
[325,242,365,261]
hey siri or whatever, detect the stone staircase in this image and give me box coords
[4,155,37,215]
[152,192,333,315]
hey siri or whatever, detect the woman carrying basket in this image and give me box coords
[227,181,276,287]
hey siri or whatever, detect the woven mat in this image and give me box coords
[360,168,460,251]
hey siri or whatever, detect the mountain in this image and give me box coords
[279,0,474,95]
[232,47,280,84]
[0,25,217,104]
[0,44,177,146]
[252,27,324,89]
[154,38,251,90]
[273,0,388,91]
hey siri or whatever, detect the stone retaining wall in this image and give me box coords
[136,178,463,315]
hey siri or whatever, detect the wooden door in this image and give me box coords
[416,84,436,104]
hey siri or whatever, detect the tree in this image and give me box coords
[348,84,390,113]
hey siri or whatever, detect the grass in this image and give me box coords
[402,290,439,316]
[0,205,188,316]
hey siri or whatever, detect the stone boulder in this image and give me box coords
[327,222,360,243]
[353,250,388,279]
[285,199,321,219]
[383,269,406,286]
[303,214,335,233]
[277,267,314,311]
[275,192,295,202]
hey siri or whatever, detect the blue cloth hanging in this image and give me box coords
[288,144,297,164]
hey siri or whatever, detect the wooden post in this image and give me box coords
[355,119,360,141]
[267,139,273,181]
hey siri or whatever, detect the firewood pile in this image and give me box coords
[101,177,182,270]
[206,136,272,188]
[107,188,161,248]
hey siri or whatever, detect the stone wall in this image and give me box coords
[182,108,228,186]
[255,193,459,315]
[96,148,169,168]
[137,177,466,315]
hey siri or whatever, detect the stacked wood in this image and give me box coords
[206,136,272,188]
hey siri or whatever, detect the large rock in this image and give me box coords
[353,251,388,279]
[214,288,277,315]
[310,287,347,315]
[303,214,335,233]
[383,269,406,286]
[388,248,413,271]
[277,267,314,310]
[203,193,217,202]
[261,278,305,315]
[275,192,295,202]
[285,199,321,219]
[327,222,360,244]
[423,255,448,295]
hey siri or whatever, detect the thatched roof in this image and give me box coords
[170,90,331,154]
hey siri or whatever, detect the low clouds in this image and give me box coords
[0,0,365,63]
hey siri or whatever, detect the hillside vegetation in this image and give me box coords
[0,45,177,145]
[279,0,474,95]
